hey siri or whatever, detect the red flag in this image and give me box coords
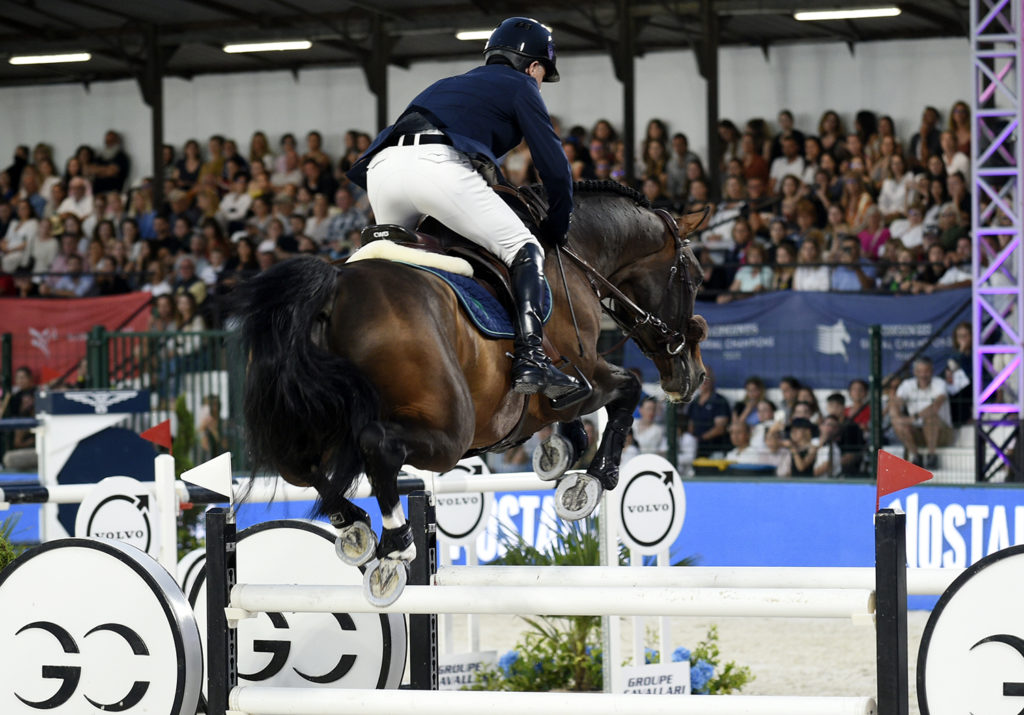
[140,420,173,454]
[876,449,932,510]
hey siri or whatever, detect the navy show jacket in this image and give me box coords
[347,63,573,239]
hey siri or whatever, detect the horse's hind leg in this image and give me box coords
[356,421,417,607]
[307,471,378,567]
[533,419,588,480]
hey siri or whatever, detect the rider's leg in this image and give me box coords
[380,145,579,398]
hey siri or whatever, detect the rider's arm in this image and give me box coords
[515,81,573,242]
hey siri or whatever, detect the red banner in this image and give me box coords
[1,293,153,383]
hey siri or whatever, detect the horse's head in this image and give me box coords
[605,207,708,403]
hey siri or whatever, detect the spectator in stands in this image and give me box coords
[694,245,728,303]
[271,149,303,191]
[717,119,741,169]
[0,200,9,238]
[720,240,772,302]
[782,417,818,477]
[248,131,274,172]
[741,133,769,184]
[944,321,973,428]
[88,130,131,193]
[325,187,367,244]
[200,135,225,184]
[909,106,942,170]
[793,237,829,291]
[666,133,699,201]
[940,131,969,179]
[946,171,970,219]
[877,154,912,223]
[857,206,890,261]
[301,157,337,198]
[867,115,898,163]
[769,134,804,195]
[949,101,971,155]
[634,397,666,456]
[769,110,805,162]
[832,234,877,291]
[817,110,844,155]
[304,130,331,171]
[889,356,953,469]
[2,199,38,272]
[733,375,766,426]
[841,175,874,233]
[83,237,105,272]
[26,217,58,276]
[881,246,918,293]
[3,366,37,471]
[173,255,207,306]
[813,415,844,477]
[40,253,94,297]
[304,193,331,244]
[935,203,968,252]
[174,139,202,190]
[824,392,867,474]
[800,136,822,188]
[685,367,731,457]
[94,256,131,295]
[256,239,277,271]
[772,239,797,291]
[750,399,782,448]
[726,421,763,463]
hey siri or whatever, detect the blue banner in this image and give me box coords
[624,289,970,389]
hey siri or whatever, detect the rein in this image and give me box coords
[561,228,694,362]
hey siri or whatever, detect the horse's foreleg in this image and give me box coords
[358,421,415,565]
[587,365,641,491]
[306,470,377,568]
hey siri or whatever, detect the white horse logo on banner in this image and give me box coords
[29,327,58,358]
[816,319,851,361]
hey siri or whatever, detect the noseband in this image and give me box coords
[562,210,699,361]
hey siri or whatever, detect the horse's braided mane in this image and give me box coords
[528,180,651,209]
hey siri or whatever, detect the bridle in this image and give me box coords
[561,209,700,361]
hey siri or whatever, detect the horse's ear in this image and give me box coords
[677,207,709,236]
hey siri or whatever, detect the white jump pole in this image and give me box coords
[230,584,874,619]
[435,565,961,596]
[228,687,878,715]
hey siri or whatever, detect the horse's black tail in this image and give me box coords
[231,256,380,517]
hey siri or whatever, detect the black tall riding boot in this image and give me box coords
[509,244,580,399]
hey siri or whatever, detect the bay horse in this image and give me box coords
[233,181,707,605]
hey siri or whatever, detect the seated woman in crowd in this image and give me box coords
[719,241,772,303]
[877,154,913,222]
[771,239,797,291]
[793,237,830,291]
[841,174,874,233]
[857,206,891,260]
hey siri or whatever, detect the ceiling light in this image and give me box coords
[794,7,901,21]
[9,52,92,65]
[456,30,493,41]
[223,40,312,53]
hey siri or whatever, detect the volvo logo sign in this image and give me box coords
[616,454,686,556]
[75,477,160,558]
[0,539,202,714]
[435,457,493,545]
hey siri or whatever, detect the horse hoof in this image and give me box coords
[363,558,408,607]
[335,521,377,567]
[554,472,603,521]
[533,434,573,481]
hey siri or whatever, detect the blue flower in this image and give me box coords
[498,650,519,676]
[644,647,659,664]
[671,646,691,663]
[585,644,602,663]
[690,659,715,694]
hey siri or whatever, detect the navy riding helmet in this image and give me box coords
[483,17,559,83]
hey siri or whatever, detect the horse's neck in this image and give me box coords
[572,207,664,279]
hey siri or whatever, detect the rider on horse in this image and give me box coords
[347,17,579,401]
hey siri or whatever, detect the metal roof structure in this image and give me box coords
[0,1,968,88]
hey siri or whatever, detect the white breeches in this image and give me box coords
[365,143,542,266]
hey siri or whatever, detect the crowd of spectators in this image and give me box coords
[0,102,984,320]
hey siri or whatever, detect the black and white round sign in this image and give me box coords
[617,454,686,556]
[190,520,406,695]
[918,545,1024,715]
[0,539,202,715]
[74,477,160,558]
[435,457,493,545]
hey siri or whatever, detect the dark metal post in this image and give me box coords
[699,0,720,200]
[362,14,391,133]
[875,508,908,715]
[869,325,883,477]
[142,24,165,213]
[86,326,108,388]
[205,507,237,715]
[665,403,678,470]
[1,333,11,398]
[618,0,636,186]
[407,491,438,689]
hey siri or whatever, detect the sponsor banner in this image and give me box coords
[2,292,152,380]
[438,651,497,690]
[624,288,970,388]
[620,662,691,695]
